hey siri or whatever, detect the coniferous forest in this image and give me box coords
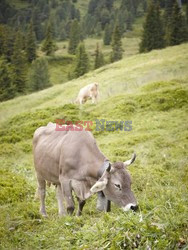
[0,0,187,102]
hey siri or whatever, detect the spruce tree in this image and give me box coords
[164,0,176,23]
[32,8,44,41]
[3,26,15,62]
[74,43,89,78]
[0,25,6,56]
[68,19,81,55]
[28,57,51,92]
[94,43,104,69]
[42,23,57,55]
[111,24,123,62]
[139,1,165,53]
[11,31,26,94]
[0,58,15,102]
[186,2,188,25]
[103,24,112,45]
[164,0,178,44]
[155,2,165,49]
[26,21,37,63]
[167,2,187,46]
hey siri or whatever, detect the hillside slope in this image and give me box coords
[0,43,188,249]
[0,43,188,124]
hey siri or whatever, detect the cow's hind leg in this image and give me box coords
[76,198,86,216]
[37,178,47,217]
[56,184,66,217]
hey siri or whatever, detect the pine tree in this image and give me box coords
[42,23,57,55]
[186,2,188,25]
[0,58,15,102]
[26,21,37,63]
[164,0,176,23]
[68,19,81,55]
[139,1,165,53]
[11,31,26,94]
[74,43,89,78]
[94,43,104,69]
[103,24,112,45]
[0,25,6,56]
[28,57,51,92]
[32,8,44,41]
[111,24,123,62]
[167,1,187,46]
[3,26,15,62]
[164,0,177,44]
[155,2,165,49]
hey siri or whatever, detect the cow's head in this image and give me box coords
[90,153,138,211]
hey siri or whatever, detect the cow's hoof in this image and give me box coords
[96,205,105,211]
[67,206,74,215]
[76,211,82,216]
[96,201,106,211]
[59,212,66,217]
[41,213,48,218]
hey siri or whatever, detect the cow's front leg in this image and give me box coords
[60,178,75,215]
[97,191,111,212]
[56,184,66,217]
[76,198,86,216]
[91,96,96,104]
[37,178,47,217]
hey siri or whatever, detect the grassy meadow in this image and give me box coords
[0,43,188,249]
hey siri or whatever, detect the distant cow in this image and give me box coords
[75,83,99,104]
[33,122,137,216]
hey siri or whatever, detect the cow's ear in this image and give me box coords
[90,165,111,193]
[90,178,108,193]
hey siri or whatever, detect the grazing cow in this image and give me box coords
[75,83,99,104]
[33,122,137,216]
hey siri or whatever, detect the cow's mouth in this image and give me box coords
[122,203,138,212]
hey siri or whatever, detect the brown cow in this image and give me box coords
[33,122,137,216]
[75,83,99,104]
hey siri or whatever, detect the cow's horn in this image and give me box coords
[106,163,111,172]
[124,153,136,167]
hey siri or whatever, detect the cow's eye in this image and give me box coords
[114,184,121,190]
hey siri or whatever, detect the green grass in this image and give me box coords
[47,55,74,85]
[0,43,188,249]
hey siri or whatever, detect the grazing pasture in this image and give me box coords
[0,43,188,249]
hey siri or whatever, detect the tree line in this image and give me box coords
[0,0,188,102]
[0,15,124,102]
[140,0,188,52]
[0,22,52,102]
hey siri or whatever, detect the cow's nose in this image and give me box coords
[130,205,138,212]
